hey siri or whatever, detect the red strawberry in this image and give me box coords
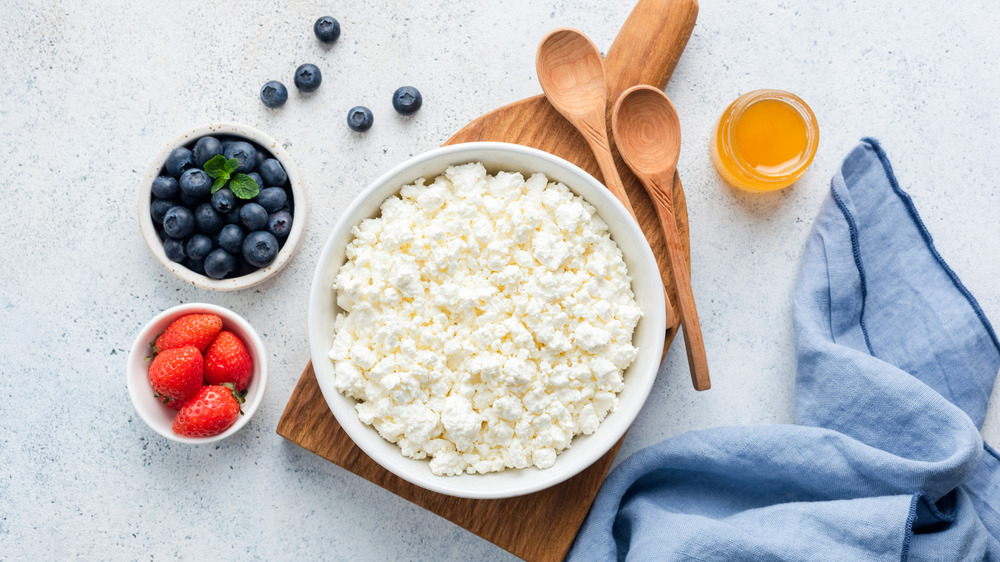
[147,345,204,410]
[172,383,245,437]
[203,331,254,391]
[154,313,223,354]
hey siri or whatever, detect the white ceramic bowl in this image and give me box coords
[138,122,307,290]
[127,303,268,443]
[309,142,666,498]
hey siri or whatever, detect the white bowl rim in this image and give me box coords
[308,141,666,498]
[138,122,308,291]
[126,302,269,444]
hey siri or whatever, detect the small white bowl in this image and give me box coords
[127,303,268,443]
[138,122,307,290]
[308,142,666,498]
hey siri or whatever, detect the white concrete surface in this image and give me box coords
[2,0,999,559]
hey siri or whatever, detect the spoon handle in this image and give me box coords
[577,124,676,328]
[646,171,710,391]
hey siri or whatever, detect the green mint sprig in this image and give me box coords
[204,155,260,199]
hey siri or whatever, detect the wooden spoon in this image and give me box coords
[612,85,710,391]
[536,28,676,328]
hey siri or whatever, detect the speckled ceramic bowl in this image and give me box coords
[308,142,667,499]
[138,122,306,290]
[126,303,268,444]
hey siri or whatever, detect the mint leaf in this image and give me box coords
[203,155,228,179]
[210,176,228,194]
[223,157,240,176]
[229,174,260,199]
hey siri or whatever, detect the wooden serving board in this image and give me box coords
[277,1,698,560]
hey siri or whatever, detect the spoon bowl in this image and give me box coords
[613,87,682,178]
[536,29,607,117]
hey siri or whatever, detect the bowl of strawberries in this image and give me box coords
[126,303,268,443]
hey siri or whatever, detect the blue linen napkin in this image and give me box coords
[568,138,1000,561]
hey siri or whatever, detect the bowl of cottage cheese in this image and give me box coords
[309,142,666,498]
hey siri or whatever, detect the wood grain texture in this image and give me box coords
[277,1,699,560]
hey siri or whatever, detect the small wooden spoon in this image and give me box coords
[612,85,710,391]
[536,28,675,328]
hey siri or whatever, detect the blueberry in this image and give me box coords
[314,16,340,44]
[218,224,245,255]
[247,172,264,191]
[267,210,293,239]
[256,187,288,212]
[223,141,258,174]
[185,234,213,260]
[163,237,186,263]
[204,249,239,279]
[150,198,176,223]
[165,147,194,177]
[163,206,196,239]
[192,136,223,167]
[151,176,179,199]
[259,159,287,186]
[195,203,224,235]
[392,86,422,116]
[225,204,244,225]
[184,257,206,275]
[240,203,268,231]
[294,64,322,93]
[211,188,237,214]
[347,106,373,132]
[179,168,212,200]
[260,80,288,109]
[243,230,279,267]
[179,190,205,207]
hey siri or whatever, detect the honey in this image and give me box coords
[711,89,819,192]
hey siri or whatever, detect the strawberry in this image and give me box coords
[153,313,223,354]
[147,345,204,410]
[172,383,245,438]
[203,331,254,391]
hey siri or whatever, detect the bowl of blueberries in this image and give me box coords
[138,123,306,290]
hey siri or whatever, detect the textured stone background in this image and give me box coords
[1,0,998,559]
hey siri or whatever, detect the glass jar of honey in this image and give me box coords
[711,89,819,192]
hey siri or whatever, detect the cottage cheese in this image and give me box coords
[329,162,641,476]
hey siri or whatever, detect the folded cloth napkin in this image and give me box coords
[568,138,1000,561]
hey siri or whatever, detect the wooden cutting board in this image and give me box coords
[276,1,698,560]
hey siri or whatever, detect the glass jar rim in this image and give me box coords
[718,89,819,184]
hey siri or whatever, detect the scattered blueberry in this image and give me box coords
[392,86,423,116]
[314,16,341,44]
[150,198,176,223]
[243,230,280,267]
[294,64,322,93]
[151,176,179,199]
[218,224,245,255]
[211,188,238,214]
[259,159,287,186]
[247,172,264,192]
[267,210,293,239]
[223,141,258,174]
[204,249,239,279]
[240,203,269,231]
[184,257,206,275]
[192,136,223,167]
[163,206,196,239]
[195,203,224,235]
[179,168,212,200]
[347,106,373,132]
[260,81,289,108]
[256,187,288,212]
[163,237,186,263]
[185,234,213,260]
